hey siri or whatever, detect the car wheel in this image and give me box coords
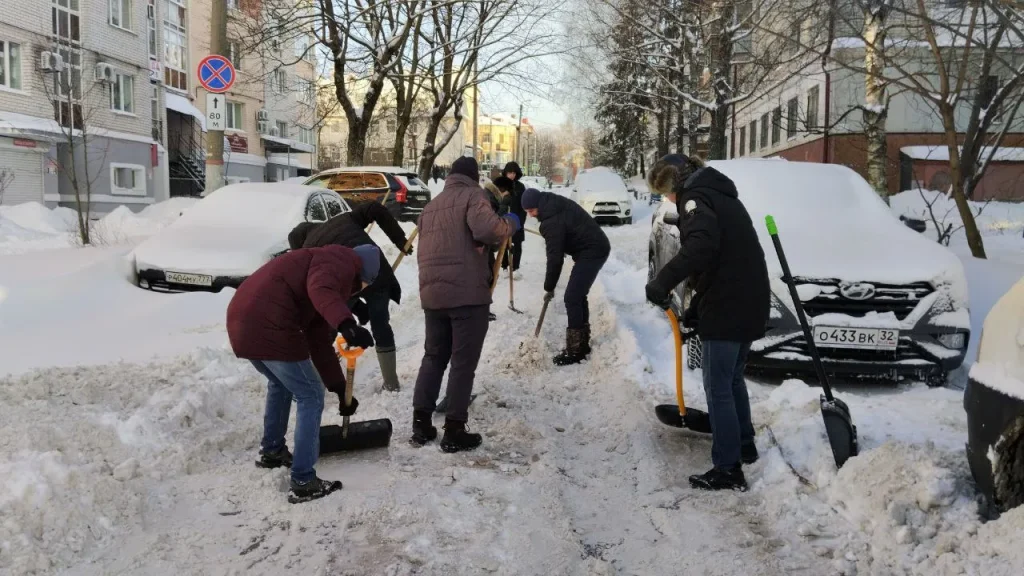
[623,217,633,225]
[926,372,950,388]
[992,416,1024,512]
[648,245,657,283]
[686,333,703,371]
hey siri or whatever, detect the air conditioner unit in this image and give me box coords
[94,63,116,83]
[39,51,64,73]
[269,126,280,137]
[256,109,269,121]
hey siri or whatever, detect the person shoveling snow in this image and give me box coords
[644,153,771,492]
[226,244,378,503]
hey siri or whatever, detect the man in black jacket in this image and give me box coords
[501,161,527,273]
[288,200,412,392]
[644,153,770,492]
[522,188,610,365]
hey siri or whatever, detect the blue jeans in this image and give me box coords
[250,359,326,483]
[701,340,756,469]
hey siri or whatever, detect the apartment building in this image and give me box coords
[0,0,166,212]
[479,113,536,174]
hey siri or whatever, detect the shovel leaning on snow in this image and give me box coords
[319,337,393,455]
[765,215,858,468]
[654,309,712,433]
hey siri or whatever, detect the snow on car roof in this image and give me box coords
[175,182,316,228]
[317,166,419,175]
[574,170,627,193]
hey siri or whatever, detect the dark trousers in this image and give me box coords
[564,256,607,329]
[502,233,524,271]
[701,340,756,469]
[412,305,490,422]
[364,290,396,350]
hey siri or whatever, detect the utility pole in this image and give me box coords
[205,0,228,193]
[515,103,523,164]
[472,60,478,162]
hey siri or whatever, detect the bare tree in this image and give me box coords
[0,168,13,205]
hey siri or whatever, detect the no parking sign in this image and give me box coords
[197,55,235,94]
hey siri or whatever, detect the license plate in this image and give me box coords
[165,271,213,287]
[813,326,898,350]
[594,207,618,213]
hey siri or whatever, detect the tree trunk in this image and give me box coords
[417,113,445,182]
[863,8,889,199]
[346,123,368,166]
[707,0,734,161]
[393,118,409,167]
[941,106,987,258]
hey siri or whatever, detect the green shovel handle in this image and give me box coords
[765,215,778,236]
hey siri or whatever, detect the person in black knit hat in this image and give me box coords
[501,161,527,273]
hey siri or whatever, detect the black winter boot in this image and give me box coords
[288,475,343,504]
[410,410,438,446]
[688,466,747,491]
[553,328,589,366]
[741,443,759,465]
[255,446,293,469]
[440,419,482,453]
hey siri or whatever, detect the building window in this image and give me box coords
[226,101,243,130]
[296,78,313,104]
[163,0,187,91]
[760,113,769,148]
[151,85,162,140]
[111,73,134,113]
[273,69,287,93]
[386,118,397,132]
[52,0,83,124]
[738,126,746,157]
[771,107,781,144]
[228,40,241,69]
[147,0,157,58]
[111,163,146,196]
[0,40,21,90]
[980,75,1001,121]
[788,20,801,56]
[787,97,798,138]
[276,120,288,137]
[226,0,239,10]
[110,0,133,31]
[298,126,313,145]
[749,120,757,152]
[482,133,491,144]
[806,86,820,131]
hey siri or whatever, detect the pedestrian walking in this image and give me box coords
[501,162,527,273]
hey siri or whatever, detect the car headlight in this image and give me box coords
[938,333,967,349]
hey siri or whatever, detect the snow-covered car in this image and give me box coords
[134,182,350,292]
[570,168,633,225]
[303,166,430,222]
[965,276,1024,515]
[649,159,970,386]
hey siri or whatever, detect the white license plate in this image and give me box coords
[165,271,214,287]
[594,208,618,213]
[813,326,898,350]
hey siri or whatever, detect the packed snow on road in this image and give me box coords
[1,184,1024,575]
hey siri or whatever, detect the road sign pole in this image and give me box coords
[204,0,229,195]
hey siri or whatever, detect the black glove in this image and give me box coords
[339,319,375,348]
[402,244,414,256]
[337,394,359,416]
[349,298,370,326]
[645,281,672,310]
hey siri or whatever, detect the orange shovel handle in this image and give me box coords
[665,309,687,416]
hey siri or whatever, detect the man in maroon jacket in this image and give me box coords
[227,244,378,504]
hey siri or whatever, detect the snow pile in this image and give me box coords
[890,188,1024,241]
[427,177,445,198]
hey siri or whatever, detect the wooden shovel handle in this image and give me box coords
[391,226,419,271]
[490,237,510,295]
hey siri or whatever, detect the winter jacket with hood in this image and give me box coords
[287,201,408,304]
[652,166,770,342]
[417,173,516,310]
[227,245,362,390]
[503,162,527,241]
[535,192,611,293]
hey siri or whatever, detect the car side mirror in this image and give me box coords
[664,213,679,226]
[899,215,927,233]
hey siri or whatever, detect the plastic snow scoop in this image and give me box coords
[390,227,419,271]
[654,308,712,433]
[534,292,553,337]
[319,337,393,455]
[765,215,858,469]
[507,246,524,314]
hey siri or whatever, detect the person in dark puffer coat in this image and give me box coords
[501,161,527,272]
[644,153,770,493]
[522,188,610,365]
[227,244,379,503]
[287,201,411,392]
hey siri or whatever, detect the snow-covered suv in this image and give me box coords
[648,159,970,386]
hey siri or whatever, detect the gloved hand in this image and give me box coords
[339,319,375,348]
[504,213,521,232]
[645,281,672,310]
[544,291,554,303]
[349,298,370,326]
[337,394,359,416]
[403,245,414,256]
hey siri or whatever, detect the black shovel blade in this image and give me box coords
[820,395,858,468]
[654,404,713,434]
[319,419,393,455]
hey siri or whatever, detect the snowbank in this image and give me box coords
[891,188,1024,243]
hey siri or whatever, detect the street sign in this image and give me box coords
[197,55,235,94]
[206,93,226,131]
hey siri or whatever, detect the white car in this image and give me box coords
[571,167,633,225]
[133,182,350,292]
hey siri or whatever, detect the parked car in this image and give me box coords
[303,166,430,222]
[965,276,1024,516]
[134,182,350,292]
[649,159,970,386]
[571,167,633,225]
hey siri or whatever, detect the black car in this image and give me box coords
[304,166,432,222]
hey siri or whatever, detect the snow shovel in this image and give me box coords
[765,215,858,468]
[507,246,525,314]
[654,308,712,433]
[534,292,553,337]
[319,337,393,455]
[390,227,419,271]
